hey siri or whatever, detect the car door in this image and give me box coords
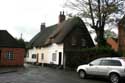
[96,59,111,76]
[97,59,122,76]
[86,58,102,75]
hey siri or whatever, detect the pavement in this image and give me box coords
[0,66,25,74]
[0,63,108,83]
[0,63,39,74]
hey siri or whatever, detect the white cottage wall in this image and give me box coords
[26,43,64,66]
[48,43,64,65]
[39,47,49,64]
[26,47,37,63]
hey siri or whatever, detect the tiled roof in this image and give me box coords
[0,30,25,48]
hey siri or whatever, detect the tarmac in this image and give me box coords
[0,67,24,74]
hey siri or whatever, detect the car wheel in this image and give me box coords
[79,70,86,79]
[109,73,120,83]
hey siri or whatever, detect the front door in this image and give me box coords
[58,52,62,66]
[0,50,1,64]
[36,54,39,63]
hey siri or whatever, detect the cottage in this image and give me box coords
[26,12,94,68]
[0,30,25,66]
[118,15,125,55]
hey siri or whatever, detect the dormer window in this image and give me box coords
[81,38,86,47]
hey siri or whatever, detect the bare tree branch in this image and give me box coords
[64,0,125,46]
[88,0,95,28]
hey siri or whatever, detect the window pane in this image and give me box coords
[5,51,14,60]
[71,37,77,46]
[100,60,110,66]
[41,53,44,60]
[110,60,122,66]
[90,59,101,65]
[81,38,86,47]
[100,60,122,66]
[52,53,56,61]
[32,54,36,59]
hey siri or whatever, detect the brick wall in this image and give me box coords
[118,25,125,53]
[0,48,25,66]
[107,38,118,51]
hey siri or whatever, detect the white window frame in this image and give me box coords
[52,53,57,61]
[5,51,14,60]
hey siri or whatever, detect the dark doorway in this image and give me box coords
[36,54,39,63]
[0,50,1,64]
[59,52,62,66]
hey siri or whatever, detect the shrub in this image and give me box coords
[65,47,121,69]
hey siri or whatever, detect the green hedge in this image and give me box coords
[65,47,122,69]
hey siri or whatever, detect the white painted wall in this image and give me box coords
[39,47,49,64]
[48,43,63,65]
[26,43,64,66]
[26,47,37,63]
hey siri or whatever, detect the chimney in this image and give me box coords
[59,11,65,23]
[40,23,45,31]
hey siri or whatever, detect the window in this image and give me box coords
[32,54,36,59]
[100,60,122,66]
[52,53,56,61]
[90,59,101,66]
[71,37,77,46]
[81,38,86,47]
[41,53,44,60]
[100,60,111,66]
[111,60,122,66]
[5,51,14,60]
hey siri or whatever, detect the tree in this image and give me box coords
[65,0,124,47]
[104,30,117,39]
[15,38,26,48]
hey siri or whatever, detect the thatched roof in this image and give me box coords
[46,17,90,44]
[0,30,25,48]
[29,17,94,48]
[29,24,57,47]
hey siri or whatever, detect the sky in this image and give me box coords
[0,0,123,42]
[0,0,68,41]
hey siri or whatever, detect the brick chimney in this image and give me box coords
[40,23,45,31]
[59,11,65,23]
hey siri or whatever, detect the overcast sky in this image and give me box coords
[0,0,68,41]
[0,0,123,42]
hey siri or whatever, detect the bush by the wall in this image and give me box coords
[65,47,122,69]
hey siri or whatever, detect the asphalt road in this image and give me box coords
[0,64,108,83]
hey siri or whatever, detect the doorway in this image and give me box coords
[58,52,62,66]
[36,54,39,64]
[0,50,1,64]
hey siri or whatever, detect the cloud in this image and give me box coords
[0,0,66,41]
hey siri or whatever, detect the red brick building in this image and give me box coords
[118,15,125,55]
[0,30,25,66]
[107,38,118,51]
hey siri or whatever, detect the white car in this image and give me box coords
[77,57,125,83]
